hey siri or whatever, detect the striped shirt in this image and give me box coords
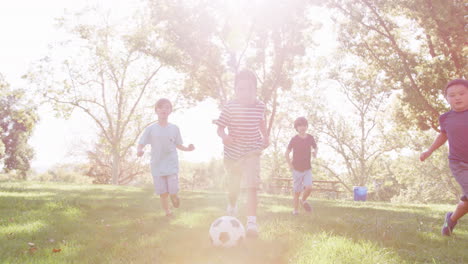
[215,99,266,160]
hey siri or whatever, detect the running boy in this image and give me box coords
[420,79,468,236]
[285,116,318,215]
[137,98,195,217]
[215,69,269,237]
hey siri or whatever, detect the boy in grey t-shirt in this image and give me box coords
[420,79,468,236]
[137,98,194,217]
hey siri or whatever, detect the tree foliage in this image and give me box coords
[0,75,38,177]
[27,8,174,184]
[326,0,467,131]
[146,0,320,135]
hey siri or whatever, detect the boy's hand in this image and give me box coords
[262,136,270,148]
[137,150,144,157]
[222,135,234,146]
[188,144,195,151]
[419,151,431,162]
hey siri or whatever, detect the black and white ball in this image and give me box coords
[209,216,245,248]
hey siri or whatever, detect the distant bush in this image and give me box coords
[0,170,31,181]
[30,165,93,184]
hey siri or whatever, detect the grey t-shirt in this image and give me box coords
[440,109,468,163]
[138,123,183,177]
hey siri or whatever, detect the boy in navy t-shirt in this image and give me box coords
[285,117,318,215]
[420,79,468,236]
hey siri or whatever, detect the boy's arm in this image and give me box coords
[420,132,448,161]
[312,146,318,158]
[285,148,293,169]
[137,127,150,157]
[177,144,195,151]
[260,119,270,147]
[217,125,233,145]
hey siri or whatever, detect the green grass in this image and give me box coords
[0,182,467,264]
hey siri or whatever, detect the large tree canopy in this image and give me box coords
[326,0,466,131]
[146,0,320,136]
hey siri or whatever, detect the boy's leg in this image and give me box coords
[225,159,241,215]
[293,192,301,214]
[167,174,180,208]
[443,161,468,235]
[450,161,468,221]
[243,154,261,237]
[160,193,171,216]
[451,199,468,222]
[301,170,313,212]
[292,169,303,214]
[246,188,257,217]
[302,186,313,202]
[152,170,172,216]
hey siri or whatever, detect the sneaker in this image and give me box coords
[171,195,180,208]
[292,210,299,216]
[302,201,312,212]
[226,204,238,216]
[441,212,457,236]
[246,222,259,238]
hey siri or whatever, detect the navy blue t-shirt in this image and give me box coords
[287,134,317,172]
[440,109,468,163]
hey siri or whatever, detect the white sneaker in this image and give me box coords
[246,222,259,238]
[226,204,238,216]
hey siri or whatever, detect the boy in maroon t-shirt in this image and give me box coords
[420,79,468,236]
[285,117,318,215]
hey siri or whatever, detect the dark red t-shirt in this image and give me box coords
[287,134,317,172]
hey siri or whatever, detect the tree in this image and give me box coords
[146,0,321,136]
[27,8,176,184]
[85,133,147,185]
[387,129,458,203]
[0,74,38,178]
[312,64,400,188]
[326,0,466,132]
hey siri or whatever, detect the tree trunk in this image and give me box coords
[111,148,120,185]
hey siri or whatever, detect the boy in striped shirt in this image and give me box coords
[215,70,269,237]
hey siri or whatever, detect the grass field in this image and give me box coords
[0,181,467,264]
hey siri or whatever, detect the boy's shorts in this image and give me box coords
[224,152,261,193]
[292,169,313,193]
[152,174,179,195]
[449,160,468,201]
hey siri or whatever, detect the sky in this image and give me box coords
[0,0,339,172]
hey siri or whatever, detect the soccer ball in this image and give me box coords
[209,216,245,248]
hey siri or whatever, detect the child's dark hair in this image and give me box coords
[444,79,468,96]
[154,98,172,112]
[235,69,257,89]
[294,116,308,130]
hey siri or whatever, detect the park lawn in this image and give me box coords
[0,182,467,264]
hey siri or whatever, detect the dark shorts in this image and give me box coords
[449,160,468,202]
